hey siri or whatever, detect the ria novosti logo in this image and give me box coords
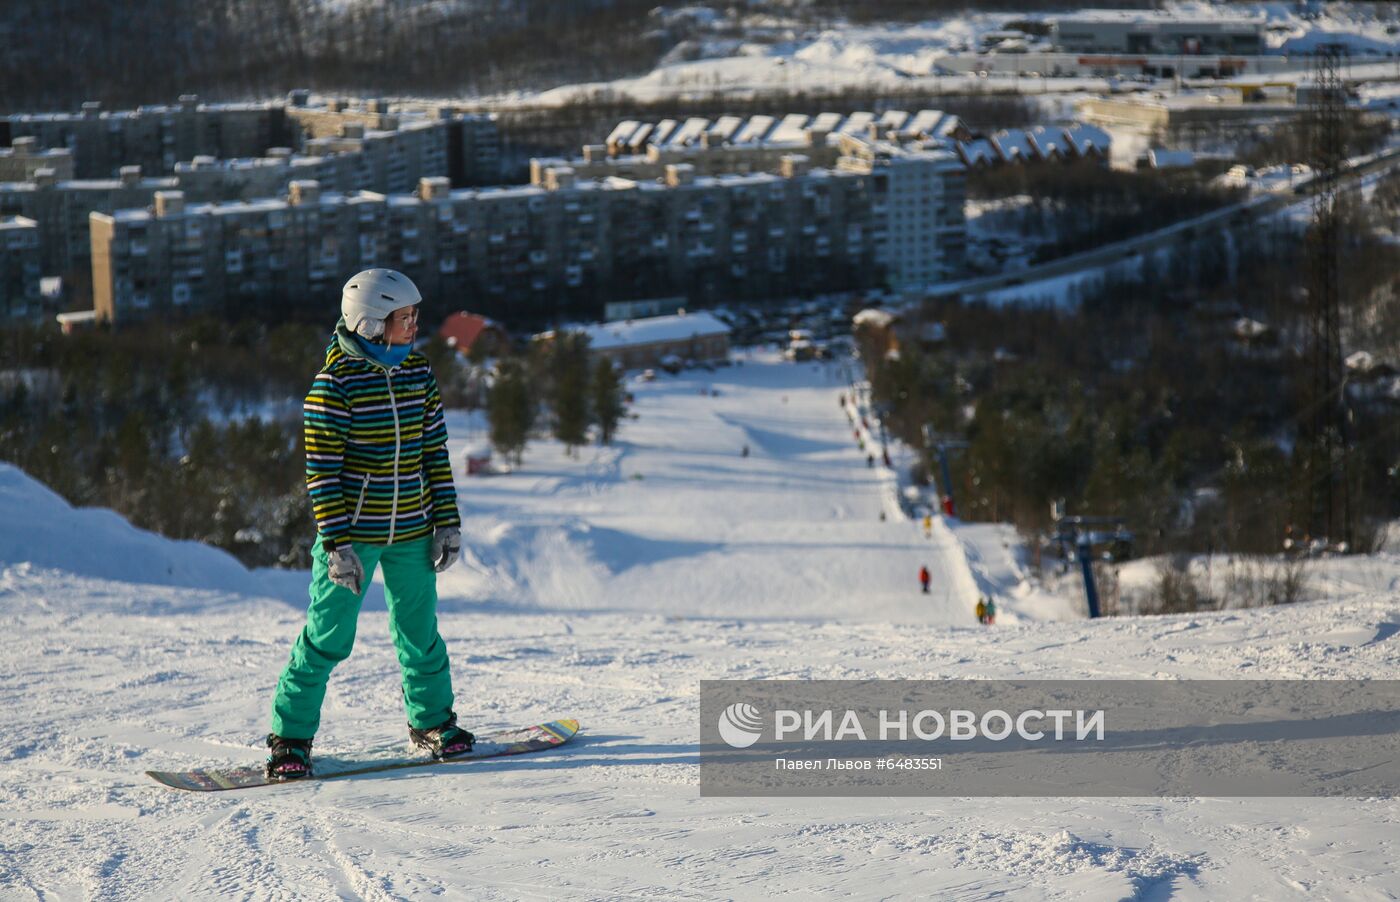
[717,702,763,748]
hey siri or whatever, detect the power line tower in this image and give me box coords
[1297,43,1352,553]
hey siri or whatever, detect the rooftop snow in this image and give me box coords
[991,129,1037,162]
[563,311,731,350]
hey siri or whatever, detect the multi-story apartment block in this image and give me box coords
[0,137,74,182]
[304,118,449,196]
[0,95,504,322]
[0,216,41,320]
[288,95,499,187]
[835,136,967,288]
[532,113,973,292]
[539,109,970,186]
[92,162,878,326]
[2,96,292,179]
[0,166,178,276]
[447,112,501,188]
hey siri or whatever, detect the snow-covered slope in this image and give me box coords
[1,350,1398,899]
[475,2,1399,107]
[0,463,262,597]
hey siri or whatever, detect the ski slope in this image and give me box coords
[1,350,1398,900]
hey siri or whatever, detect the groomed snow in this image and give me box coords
[1,350,1397,899]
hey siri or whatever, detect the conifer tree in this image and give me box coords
[487,357,533,466]
[592,357,625,445]
[550,332,592,455]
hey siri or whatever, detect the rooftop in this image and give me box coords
[1053,11,1264,26]
[559,311,731,351]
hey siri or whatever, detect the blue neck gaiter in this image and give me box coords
[355,335,412,369]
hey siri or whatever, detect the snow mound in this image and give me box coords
[0,463,261,595]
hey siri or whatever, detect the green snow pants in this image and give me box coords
[269,536,455,740]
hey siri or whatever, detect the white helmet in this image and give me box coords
[341,268,422,339]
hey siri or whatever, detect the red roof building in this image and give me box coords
[438,312,508,356]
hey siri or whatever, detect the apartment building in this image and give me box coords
[446,112,501,188]
[305,119,449,196]
[288,96,500,188]
[539,109,970,185]
[92,162,878,326]
[0,166,178,276]
[0,138,74,182]
[0,216,41,320]
[2,96,291,179]
[0,96,504,320]
[835,136,967,289]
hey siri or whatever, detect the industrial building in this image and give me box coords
[1076,90,1301,150]
[1050,12,1266,56]
[933,51,1299,80]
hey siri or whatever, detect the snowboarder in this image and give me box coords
[975,598,987,624]
[919,565,931,594]
[265,269,474,781]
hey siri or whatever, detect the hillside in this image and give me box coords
[1,350,1397,899]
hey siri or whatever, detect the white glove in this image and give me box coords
[327,546,364,595]
[431,527,461,573]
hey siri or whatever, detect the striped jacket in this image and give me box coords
[304,325,461,549]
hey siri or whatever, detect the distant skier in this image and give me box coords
[975,598,987,624]
[922,514,933,538]
[741,444,750,458]
[985,597,996,626]
[866,453,875,468]
[919,565,931,594]
[264,269,474,781]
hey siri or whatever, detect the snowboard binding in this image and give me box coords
[409,712,475,760]
[265,734,314,780]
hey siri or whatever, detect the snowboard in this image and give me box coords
[146,718,580,792]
